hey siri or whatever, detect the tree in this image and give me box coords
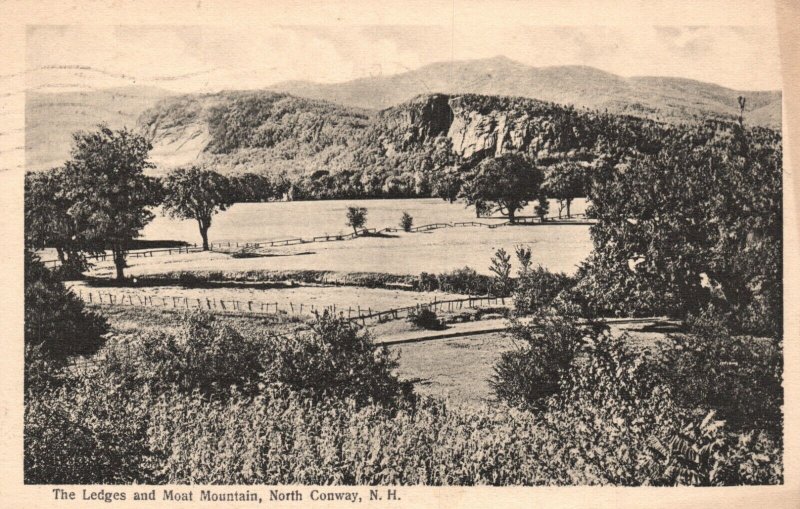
[583,123,782,334]
[62,126,162,281]
[432,166,463,203]
[460,153,543,223]
[400,212,414,232]
[162,167,235,250]
[24,168,90,276]
[489,248,513,297]
[534,192,550,221]
[543,162,587,218]
[345,206,367,235]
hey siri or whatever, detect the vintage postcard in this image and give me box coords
[0,0,798,507]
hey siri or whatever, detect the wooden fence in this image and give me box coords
[74,287,507,325]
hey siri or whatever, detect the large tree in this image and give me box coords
[460,153,543,223]
[63,125,161,281]
[583,123,782,335]
[24,168,91,275]
[543,161,587,218]
[162,167,236,250]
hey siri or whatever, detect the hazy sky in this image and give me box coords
[25,24,782,93]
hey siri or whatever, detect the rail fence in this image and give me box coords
[42,214,593,268]
[73,287,507,326]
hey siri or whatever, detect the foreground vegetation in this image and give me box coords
[25,253,782,486]
[25,309,781,485]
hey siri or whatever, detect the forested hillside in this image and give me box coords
[137,89,776,201]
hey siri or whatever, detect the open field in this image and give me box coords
[141,197,590,244]
[83,223,592,278]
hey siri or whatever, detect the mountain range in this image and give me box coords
[25,56,781,171]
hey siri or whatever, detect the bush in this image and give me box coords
[415,272,439,292]
[437,267,493,295]
[104,311,264,397]
[513,266,574,315]
[400,211,413,232]
[658,306,783,434]
[25,372,155,484]
[407,307,445,330]
[491,313,583,409]
[261,311,413,407]
[542,329,781,486]
[24,251,108,364]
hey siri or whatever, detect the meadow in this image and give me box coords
[141,197,590,244]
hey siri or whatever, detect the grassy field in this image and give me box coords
[70,280,464,318]
[84,223,592,279]
[141,197,590,244]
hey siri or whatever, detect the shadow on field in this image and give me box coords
[628,321,685,333]
[361,232,400,239]
[82,277,295,291]
[127,239,191,249]
[227,250,316,259]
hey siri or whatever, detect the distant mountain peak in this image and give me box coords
[267,57,780,127]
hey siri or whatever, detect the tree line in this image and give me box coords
[25,124,590,281]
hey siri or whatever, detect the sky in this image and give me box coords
[24,24,782,93]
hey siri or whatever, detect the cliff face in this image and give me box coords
[447,96,535,160]
[376,94,453,153]
[379,94,590,163]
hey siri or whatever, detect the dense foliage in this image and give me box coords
[580,122,782,334]
[658,307,783,434]
[25,310,781,485]
[460,153,544,221]
[514,266,575,315]
[24,251,108,371]
[491,313,582,409]
[24,169,88,276]
[161,167,236,250]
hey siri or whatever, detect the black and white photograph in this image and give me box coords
[2,0,798,505]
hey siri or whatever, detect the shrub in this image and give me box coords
[25,372,155,484]
[24,250,108,364]
[541,329,781,486]
[261,311,413,407]
[514,245,532,275]
[513,266,575,315]
[436,267,493,295]
[415,272,439,292]
[104,311,264,397]
[407,307,445,330]
[658,306,783,434]
[400,211,413,232]
[491,313,583,409]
